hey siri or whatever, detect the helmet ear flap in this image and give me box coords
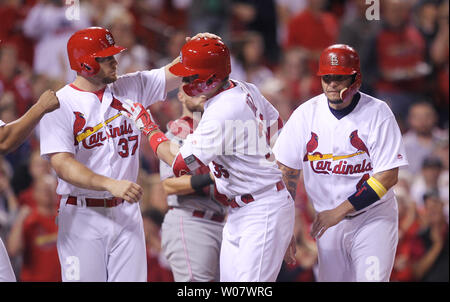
[340,72,362,102]
[182,74,222,97]
[79,55,100,77]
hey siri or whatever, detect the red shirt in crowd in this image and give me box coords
[146,249,174,282]
[285,9,338,52]
[0,74,34,117]
[18,187,37,209]
[20,210,61,282]
[375,25,427,93]
[390,219,424,282]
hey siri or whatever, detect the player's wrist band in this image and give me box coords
[191,174,214,194]
[149,131,169,154]
[347,176,387,211]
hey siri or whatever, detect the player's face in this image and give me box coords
[321,74,354,104]
[179,83,205,113]
[95,56,118,84]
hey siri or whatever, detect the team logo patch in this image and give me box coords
[349,130,370,157]
[330,54,339,66]
[73,111,86,145]
[397,154,403,159]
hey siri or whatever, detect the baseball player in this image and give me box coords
[0,89,60,282]
[38,27,217,282]
[273,44,409,282]
[121,37,296,282]
[159,84,228,281]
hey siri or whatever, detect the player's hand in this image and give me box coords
[37,89,60,113]
[283,235,297,265]
[186,32,221,42]
[120,99,159,136]
[310,208,346,239]
[105,179,143,203]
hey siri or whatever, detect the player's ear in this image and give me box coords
[177,90,186,104]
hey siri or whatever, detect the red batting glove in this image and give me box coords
[120,99,159,136]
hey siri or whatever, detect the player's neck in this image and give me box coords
[328,93,359,111]
[328,99,352,110]
[182,108,193,118]
[72,75,107,92]
[205,80,233,100]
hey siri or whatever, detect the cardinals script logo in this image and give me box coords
[303,130,372,175]
[72,111,133,149]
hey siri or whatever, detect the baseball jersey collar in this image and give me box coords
[69,83,107,103]
[328,92,361,120]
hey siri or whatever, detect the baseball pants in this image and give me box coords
[161,208,224,282]
[57,197,147,282]
[316,198,399,282]
[0,238,15,282]
[220,188,295,282]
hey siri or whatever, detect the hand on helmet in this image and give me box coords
[120,99,159,136]
[186,32,221,42]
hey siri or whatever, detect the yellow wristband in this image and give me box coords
[366,177,387,198]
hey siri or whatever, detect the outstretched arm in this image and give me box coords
[0,90,59,154]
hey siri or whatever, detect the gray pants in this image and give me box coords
[161,208,224,282]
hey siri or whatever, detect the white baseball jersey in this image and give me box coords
[40,68,166,196]
[273,92,409,215]
[0,120,17,282]
[179,80,281,199]
[39,68,166,282]
[274,92,408,282]
[177,80,294,281]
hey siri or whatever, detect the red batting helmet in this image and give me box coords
[169,37,231,97]
[317,44,362,102]
[67,27,126,77]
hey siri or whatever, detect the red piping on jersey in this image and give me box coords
[69,83,106,102]
[69,83,125,111]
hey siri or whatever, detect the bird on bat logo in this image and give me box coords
[349,130,370,157]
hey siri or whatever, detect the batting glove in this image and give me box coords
[120,99,159,136]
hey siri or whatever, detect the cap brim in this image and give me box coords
[169,62,198,77]
[94,45,126,58]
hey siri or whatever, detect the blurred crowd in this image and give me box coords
[0,0,448,282]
